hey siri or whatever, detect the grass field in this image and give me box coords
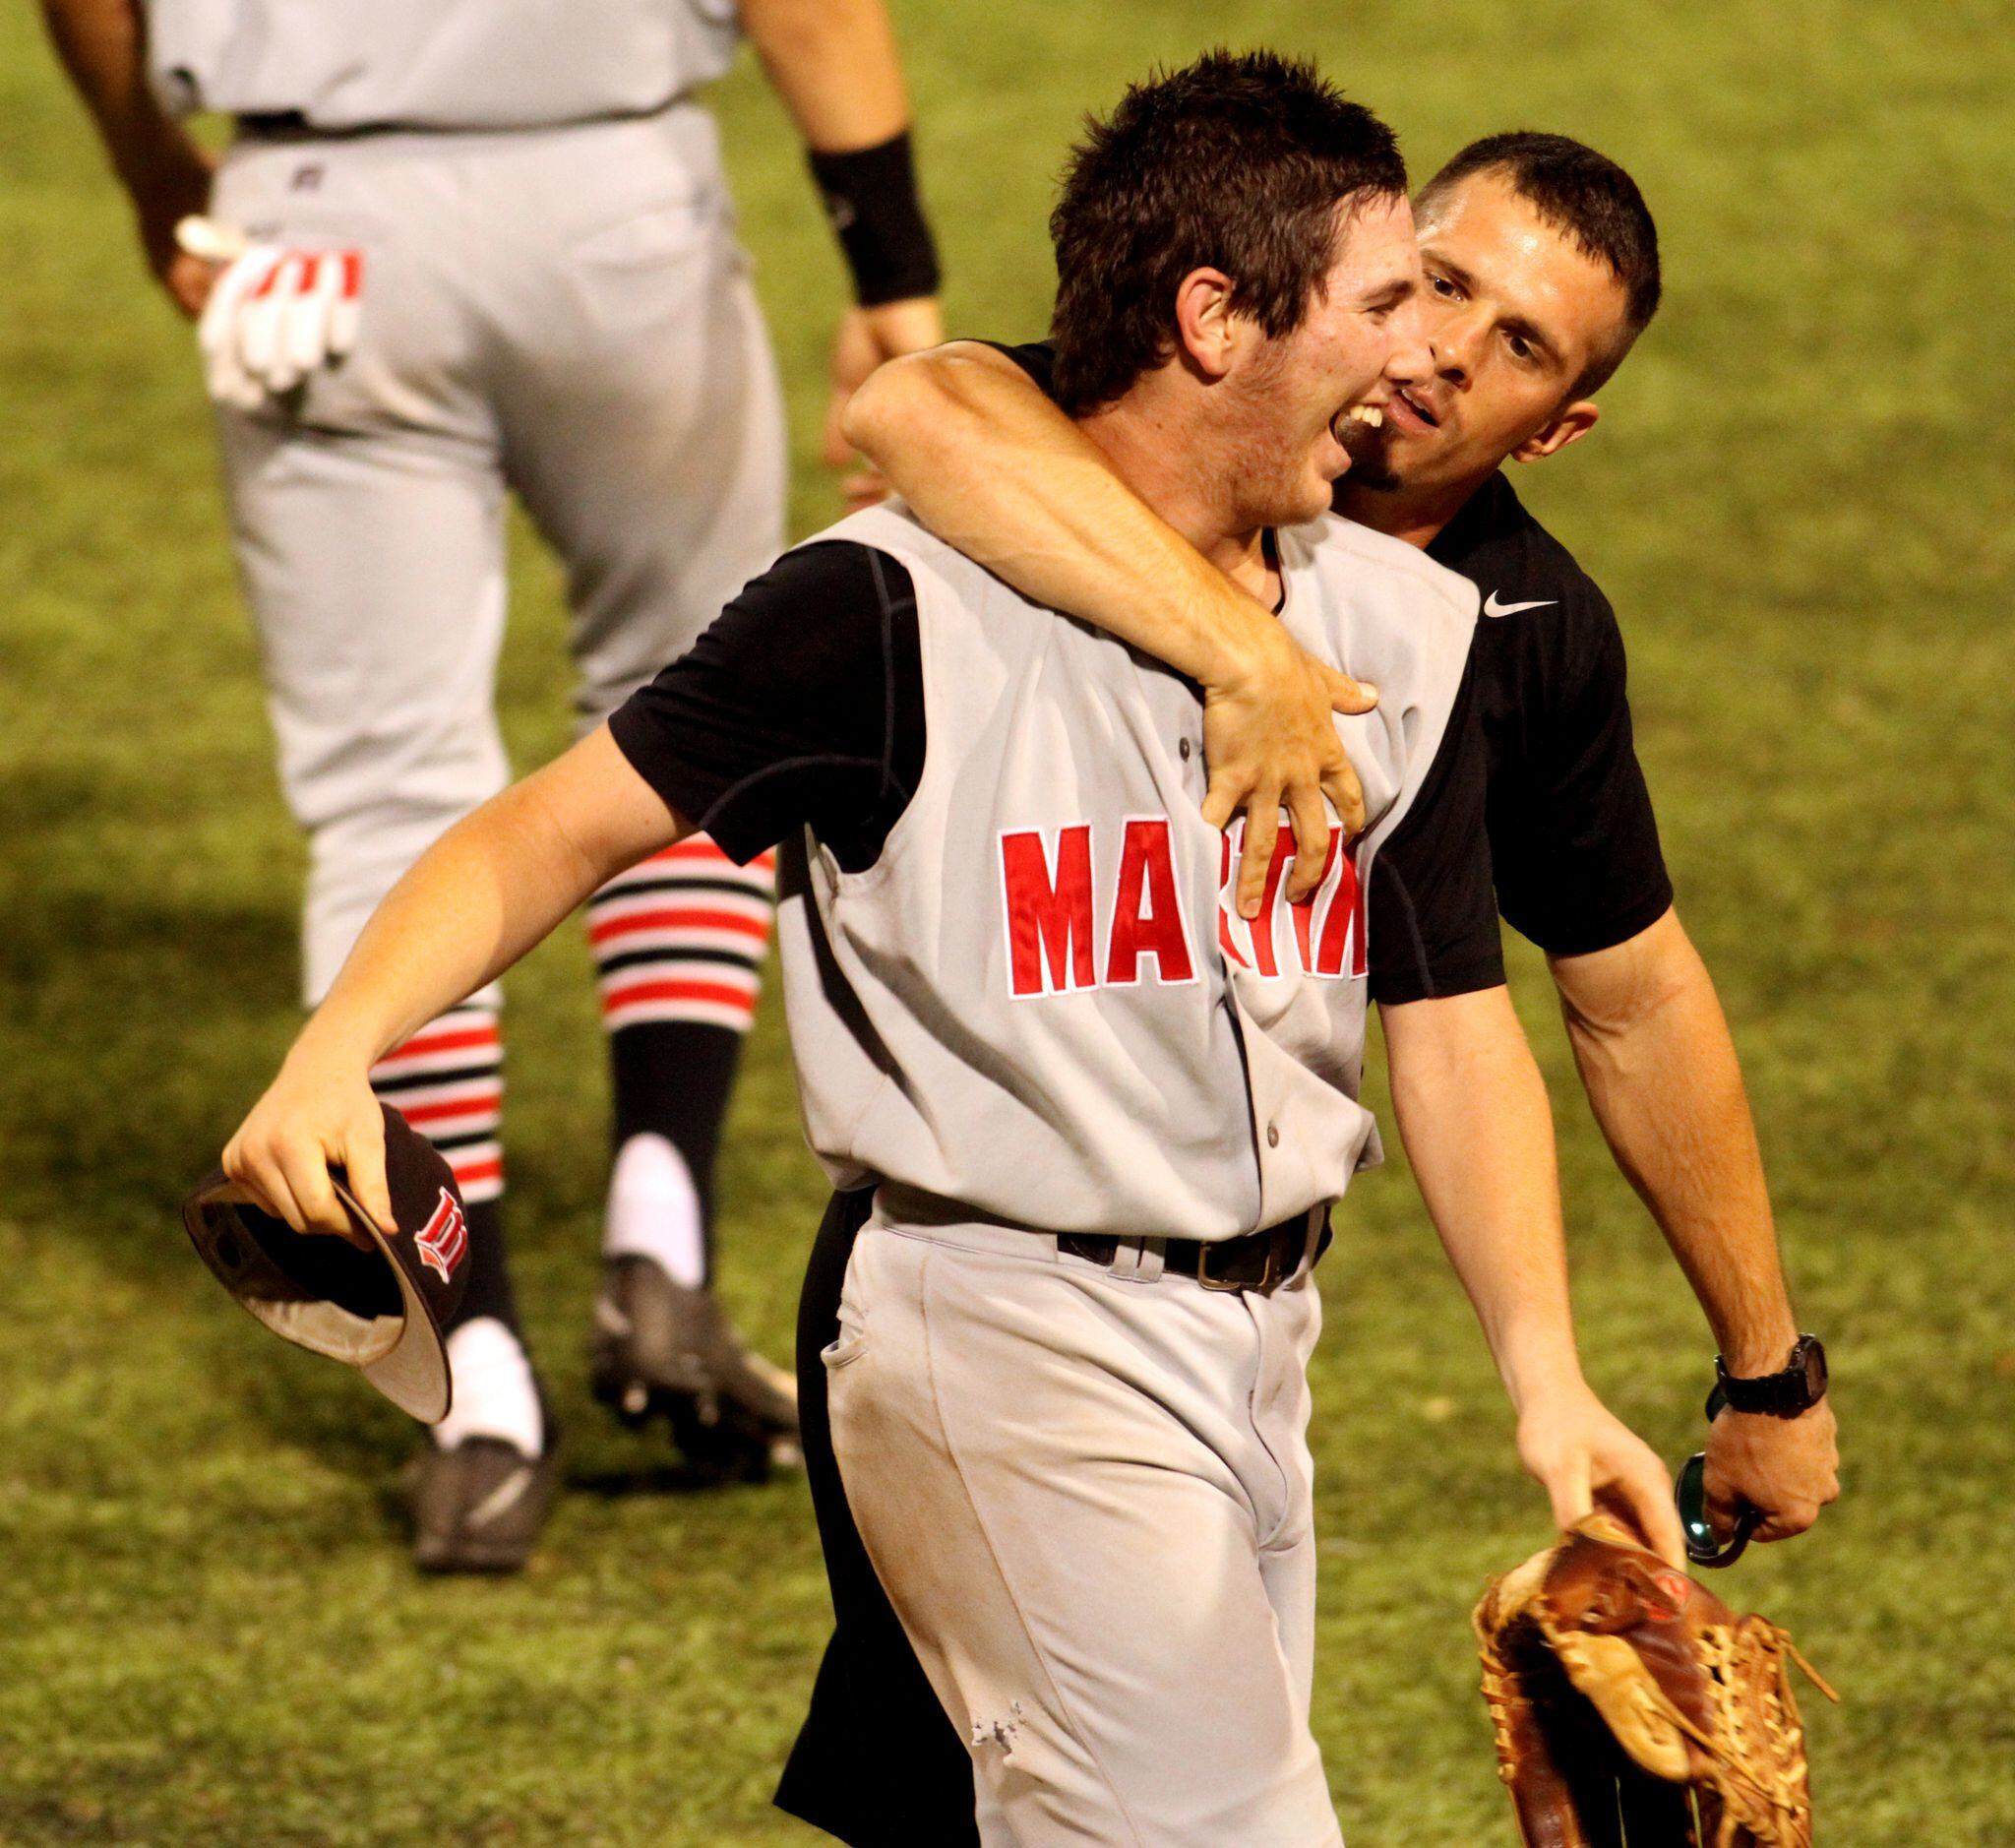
[4,1,2014,1841]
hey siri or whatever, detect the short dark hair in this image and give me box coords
[1419,131,1661,394]
[1048,51,1408,415]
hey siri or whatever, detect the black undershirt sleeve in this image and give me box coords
[979,338,1059,399]
[1366,649,1507,1006]
[1480,588,1673,956]
[606,541,926,872]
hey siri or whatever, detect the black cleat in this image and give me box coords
[589,1255,799,1481]
[408,1435,563,1574]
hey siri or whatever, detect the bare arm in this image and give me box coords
[224,729,684,1239]
[1551,906,1839,1539]
[1382,985,1686,1562]
[740,0,944,486]
[39,0,214,313]
[843,343,1378,912]
[740,0,909,152]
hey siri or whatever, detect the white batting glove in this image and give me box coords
[180,216,364,411]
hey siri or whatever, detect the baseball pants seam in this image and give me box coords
[1246,1290,1302,1556]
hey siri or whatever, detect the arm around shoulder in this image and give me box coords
[844,339,1378,901]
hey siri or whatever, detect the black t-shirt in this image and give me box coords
[1427,473,1673,955]
[609,539,1504,1007]
[987,339,1673,956]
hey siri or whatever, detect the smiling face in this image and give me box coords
[1338,167,1635,505]
[1218,190,1434,526]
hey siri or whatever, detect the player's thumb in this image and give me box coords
[1548,1451,1594,1535]
[1623,1471,1689,1569]
[348,1122,398,1240]
[1325,668,1379,715]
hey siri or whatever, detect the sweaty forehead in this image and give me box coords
[1418,173,1625,337]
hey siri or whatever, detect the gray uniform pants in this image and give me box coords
[210,103,786,1001]
[825,1212,1343,1848]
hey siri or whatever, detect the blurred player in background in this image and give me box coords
[41,0,944,1571]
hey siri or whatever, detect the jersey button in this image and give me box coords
[1266,1123,1280,1147]
[1179,737,1193,762]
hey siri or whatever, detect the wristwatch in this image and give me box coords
[1704,1333,1828,1420]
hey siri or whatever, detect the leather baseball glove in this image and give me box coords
[1473,1512,1836,1847]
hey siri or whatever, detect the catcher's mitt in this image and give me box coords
[1473,1513,1836,1848]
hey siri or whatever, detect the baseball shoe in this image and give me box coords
[408,1433,563,1574]
[589,1254,800,1480]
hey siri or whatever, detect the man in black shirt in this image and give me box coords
[777,133,1839,1842]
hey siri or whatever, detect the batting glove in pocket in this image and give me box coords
[183,216,364,411]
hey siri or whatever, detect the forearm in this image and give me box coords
[741,0,909,152]
[843,346,1275,685]
[1384,986,1688,1556]
[1552,909,1798,1373]
[295,730,681,1073]
[228,733,688,1236]
[40,0,207,195]
[1383,987,1584,1411]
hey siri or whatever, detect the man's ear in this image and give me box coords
[1173,268,1242,379]
[1510,398,1600,464]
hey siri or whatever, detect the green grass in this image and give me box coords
[3,1,2013,1840]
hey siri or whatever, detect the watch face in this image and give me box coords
[1801,1337,1828,1400]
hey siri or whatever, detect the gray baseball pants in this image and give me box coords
[209,102,786,1002]
[824,1209,1344,1848]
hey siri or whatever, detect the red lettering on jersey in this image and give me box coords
[1218,816,1365,981]
[1244,827,1300,977]
[1000,826,1096,997]
[1289,833,1335,971]
[1216,835,1251,967]
[1313,835,1367,978]
[1105,818,1196,987]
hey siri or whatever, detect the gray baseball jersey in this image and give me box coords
[605,494,1496,1841]
[767,501,1480,1242]
[146,0,739,128]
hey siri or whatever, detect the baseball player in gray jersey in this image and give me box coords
[217,54,1681,1840]
[42,0,943,1567]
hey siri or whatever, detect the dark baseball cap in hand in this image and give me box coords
[183,1103,471,1422]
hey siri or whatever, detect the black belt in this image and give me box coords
[235,101,692,140]
[1060,1209,1329,1294]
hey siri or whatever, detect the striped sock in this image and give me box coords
[368,1004,505,1203]
[370,1005,535,1448]
[587,837,775,1287]
[587,837,775,1033]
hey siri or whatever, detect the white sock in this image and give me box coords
[603,1132,705,1289]
[434,1317,543,1456]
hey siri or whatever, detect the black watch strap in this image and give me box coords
[1706,1333,1828,1420]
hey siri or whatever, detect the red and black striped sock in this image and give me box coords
[368,1003,519,1335]
[586,837,775,1287]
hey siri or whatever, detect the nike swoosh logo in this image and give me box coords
[1483,591,1557,618]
